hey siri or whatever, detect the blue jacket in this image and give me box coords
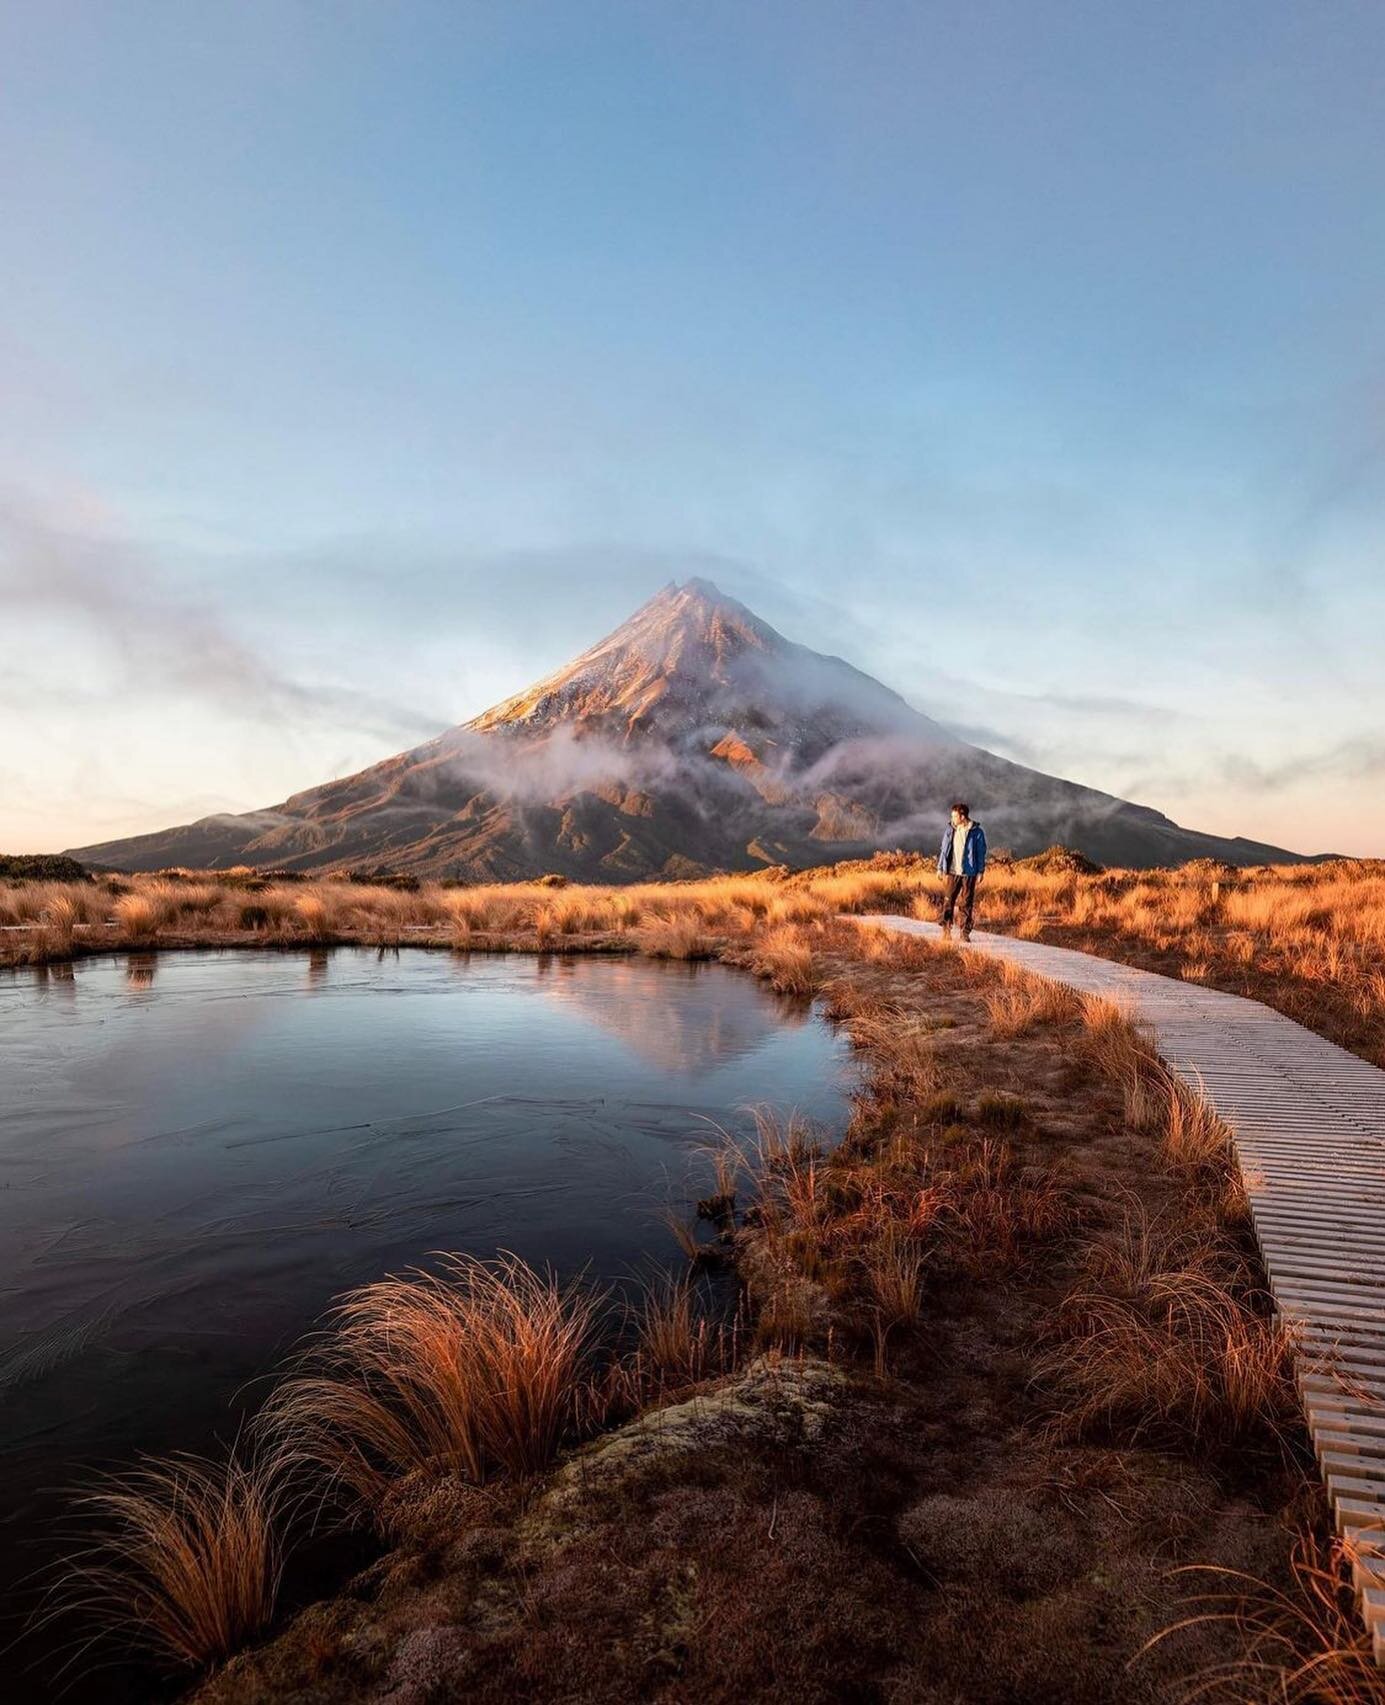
[938,820,987,878]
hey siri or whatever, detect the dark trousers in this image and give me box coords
[940,873,978,932]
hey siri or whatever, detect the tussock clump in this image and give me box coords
[1152,1526,1385,1703]
[1078,996,1250,1224]
[944,1139,1072,1271]
[19,890,89,960]
[114,891,164,939]
[863,1226,927,1333]
[293,892,335,942]
[636,915,714,959]
[843,1005,944,1103]
[622,1276,740,1399]
[738,923,819,995]
[975,1089,1029,1130]
[980,959,1082,1036]
[1041,1207,1300,1453]
[51,1449,285,1671]
[1080,994,1167,1132]
[258,1253,599,1519]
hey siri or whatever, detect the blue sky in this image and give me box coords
[3,0,1383,855]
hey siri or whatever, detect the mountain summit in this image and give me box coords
[472,579,937,753]
[71,580,1300,877]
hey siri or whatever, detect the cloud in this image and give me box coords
[0,491,449,745]
[937,722,1044,765]
[428,725,681,805]
[1220,737,1385,794]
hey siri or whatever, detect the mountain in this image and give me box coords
[70,579,1304,877]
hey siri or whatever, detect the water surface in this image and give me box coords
[0,947,851,1682]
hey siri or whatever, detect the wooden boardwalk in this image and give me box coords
[855,914,1385,1662]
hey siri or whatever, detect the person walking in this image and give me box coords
[937,801,987,939]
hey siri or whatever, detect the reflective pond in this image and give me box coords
[0,948,852,1693]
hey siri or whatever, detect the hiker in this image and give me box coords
[937,801,987,940]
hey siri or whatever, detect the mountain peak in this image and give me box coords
[461,575,935,758]
[623,576,776,645]
[68,573,1305,879]
[666,574,738,607]
[466,576,798,738]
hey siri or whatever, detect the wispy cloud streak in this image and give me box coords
[0,494,447,745]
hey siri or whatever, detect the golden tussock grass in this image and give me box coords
[1074,995,1248,1222]
[292,892,334,943]
[733,922,820,994]
[944,1137,1073,1272]
[1079,993,1168,1133]
[726,1036,1073,1366]
[50,1449,285,1671]
[979,958,1083,1036]
[968,857,1385,1067]
[7,854,1380,1071]
[112,891,165,939]
[1041,1205,1300,1453]
[53,1251,739,1670]
[835,995,945,1103]
[1149,1526,1385,1703]
[257,1253,599,1515]
[635,914,716,959]
[1035,997,1290,1452]
[623,1275,740,1398]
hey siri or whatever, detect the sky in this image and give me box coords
[3,0,1384,858]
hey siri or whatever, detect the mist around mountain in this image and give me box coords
[70,581,1305,878]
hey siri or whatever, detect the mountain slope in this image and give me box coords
[70,580,1304,876]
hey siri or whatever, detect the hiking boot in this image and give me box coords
[960,928,972,942]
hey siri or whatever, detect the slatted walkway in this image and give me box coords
[853,913,1385,1662]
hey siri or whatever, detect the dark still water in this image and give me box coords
[0,948,852,1692]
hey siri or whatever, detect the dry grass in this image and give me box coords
[979,958,1082,1036]
[635,914,716,959]
[6,855,1380,1072]
[724,1001,1072,1366]
[1074,996,1248,1222]
[623,1275,740,1397]
[258,1253,599,1516]
[831,993,944,1103]
[112,890,164,939]
[966,857,1385,1067]
[1080,993,1168,1133]
[52,1450,285,1671]
[1042,1204,1300,1453]
[862,1226,926,1331]
[945,1137,1073,1271]
[293,892,333,943]
[1028,994,1298,1455]
[732,922,820,994]
[1152,1526,1385,1702]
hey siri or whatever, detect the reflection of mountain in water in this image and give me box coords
[532,955,807,1076]
[0,948,852,1705]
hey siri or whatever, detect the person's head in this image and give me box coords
[950,801,970,826]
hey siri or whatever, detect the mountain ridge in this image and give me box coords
[69,580,1307,876]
